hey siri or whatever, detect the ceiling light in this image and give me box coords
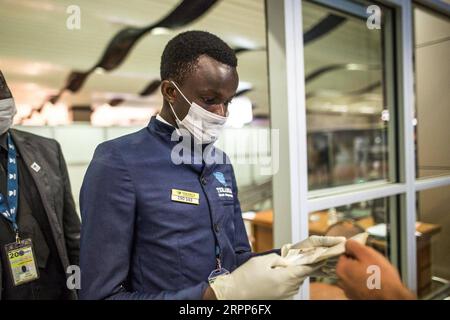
[151,27,171,35]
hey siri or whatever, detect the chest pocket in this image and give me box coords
[209,179,236,244]
[211,171,234,202]
[209,181,235,221]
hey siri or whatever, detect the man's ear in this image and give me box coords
[160,80,177,104]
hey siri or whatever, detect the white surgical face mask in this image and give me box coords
[0,98,16,134]
[169,81,227,144]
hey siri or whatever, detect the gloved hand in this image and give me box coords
[282,234,368,278]
[210,253,313,300]
[281,235,346,257]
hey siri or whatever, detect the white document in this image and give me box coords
[285,232,369,266]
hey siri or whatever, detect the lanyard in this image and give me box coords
[215,244,222,269]
[0,133,19,240]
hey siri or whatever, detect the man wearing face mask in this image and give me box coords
[80,31,343,300]
[0,71,80,299]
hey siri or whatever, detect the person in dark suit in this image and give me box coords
[0,71,80,300]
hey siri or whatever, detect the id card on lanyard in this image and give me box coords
[0,133,39,286]
[207,244,230,284]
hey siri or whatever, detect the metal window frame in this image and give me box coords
[384,0,417,292]
[383,0,450,293]
[267,0,450,299]
[415,175,450,191]
[308,183,407,212]
[266,0,310,299]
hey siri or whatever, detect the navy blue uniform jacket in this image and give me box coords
[79,117,258,299]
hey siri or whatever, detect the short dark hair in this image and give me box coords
[160,30,237,84]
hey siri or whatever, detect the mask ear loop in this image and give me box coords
[169,81,194,136]
[171,81,192,106]
[167,81,188,135]
[168,101,180,123]
[167,101,182,136]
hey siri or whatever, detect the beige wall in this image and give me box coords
[415,8,450,177]
[414,7,450,280]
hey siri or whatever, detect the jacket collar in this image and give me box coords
[0,131,21,157]
[148,116,176,136]
[8,129,62,234]
[0,132,7,152]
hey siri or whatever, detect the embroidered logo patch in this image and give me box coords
[213,172,227,186]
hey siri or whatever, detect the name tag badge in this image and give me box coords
[5,238,39,286]
[171,189,199,205]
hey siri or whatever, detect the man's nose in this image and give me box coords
[207,104,227,117]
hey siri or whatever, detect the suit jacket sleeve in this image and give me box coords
[79,142,209,300]
[56,142,81,266]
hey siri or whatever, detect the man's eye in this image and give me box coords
[203,98,215,105]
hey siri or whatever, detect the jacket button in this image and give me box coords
[214,223,220,233]
[201,177,207,185]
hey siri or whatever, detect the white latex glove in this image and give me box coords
[281,235,347,257]
[210,253,313,300]
[282,233,368,277]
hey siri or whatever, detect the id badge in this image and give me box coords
[171,189,200,205]
[5,238,39,286]
[208,267,230,284]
